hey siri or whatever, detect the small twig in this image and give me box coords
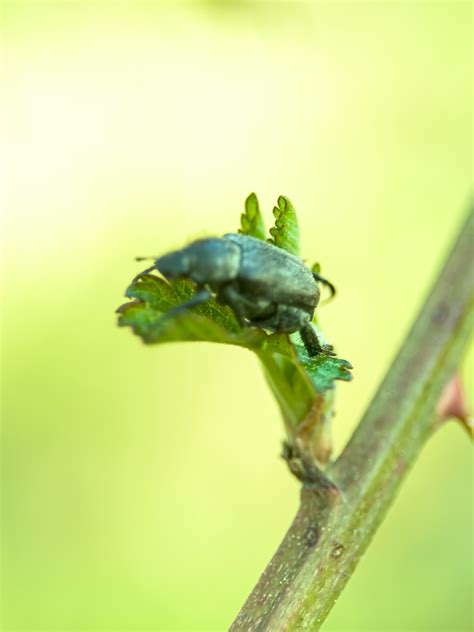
[231,206,473,631]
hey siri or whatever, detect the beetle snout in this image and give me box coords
[155,250,190,279]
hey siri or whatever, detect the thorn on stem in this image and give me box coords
[436,374,473,438]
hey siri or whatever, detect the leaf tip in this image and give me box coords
[239,192,266,240]
[268,195,300,255]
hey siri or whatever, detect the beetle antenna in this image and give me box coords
[313,272,336,304]
[135,256,157,262]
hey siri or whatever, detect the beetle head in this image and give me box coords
[156,238,240,285]
[155,249,191,280]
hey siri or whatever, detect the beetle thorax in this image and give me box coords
[186,238,241,285]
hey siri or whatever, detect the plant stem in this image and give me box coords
[231,207,474,631]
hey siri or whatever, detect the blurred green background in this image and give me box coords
[2,1,472,630]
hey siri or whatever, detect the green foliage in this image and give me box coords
[118,274,264,347]
[117,193,352,444]
[291,337,353,393]
[239,192,267,241]
[268,195,300,256]
[257,333,352,432]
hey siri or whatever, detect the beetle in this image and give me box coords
[134,233,336,356]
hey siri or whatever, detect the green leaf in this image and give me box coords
[239,192,266,241]
[117,274,265,348]
[257,331,352,431]
[303,354,353,393]
[291,335,353,393]
[268,195,300,256]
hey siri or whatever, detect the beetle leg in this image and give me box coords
[163,286,213,319]
[300,323,335,357]
[217,285,249,327]
[251,304,304,333]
